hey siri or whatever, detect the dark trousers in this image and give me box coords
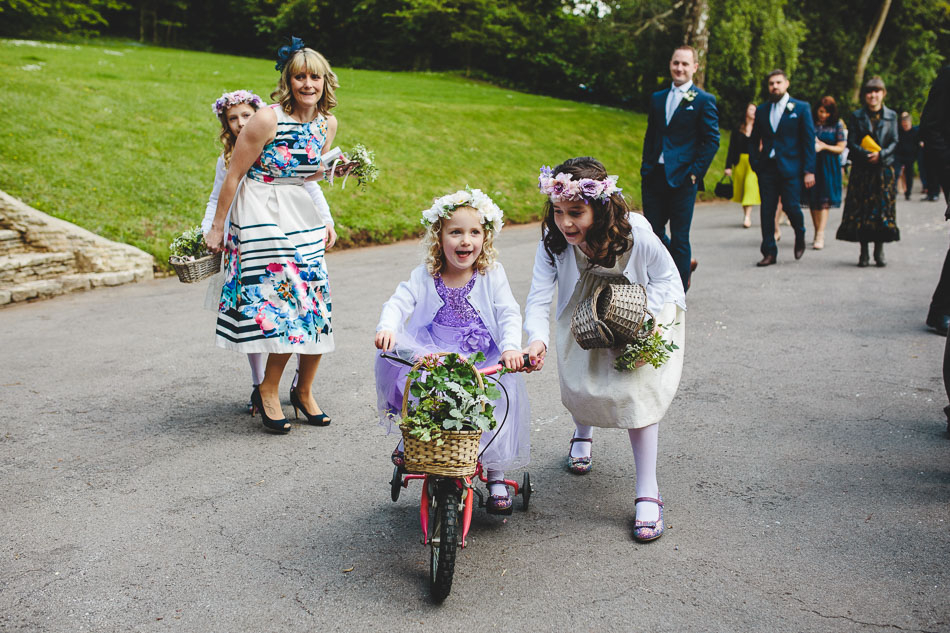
[898,159,915,195]
[928,158,950,320]
[757,162,806,257]
[641,166,697,290]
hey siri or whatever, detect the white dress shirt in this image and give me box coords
[768,93,791,157]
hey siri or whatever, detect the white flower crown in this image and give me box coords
[421,188,504,233]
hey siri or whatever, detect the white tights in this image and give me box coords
[571,419,660,523]
[245,353,301,389]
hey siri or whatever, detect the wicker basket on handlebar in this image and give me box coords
[571,282,653,349]
[399,353,484,477]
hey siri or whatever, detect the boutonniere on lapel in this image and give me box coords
[786,102,795,112]
[683,89,698,103]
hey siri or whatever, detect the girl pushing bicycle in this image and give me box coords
[374,189,529,514]
[523,157,686,542]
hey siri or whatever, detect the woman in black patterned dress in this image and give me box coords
[836,77,900,266]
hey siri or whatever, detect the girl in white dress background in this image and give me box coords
[523,157,686,541]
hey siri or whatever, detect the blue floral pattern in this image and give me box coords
[222,251,331,346]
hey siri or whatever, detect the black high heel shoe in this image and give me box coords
[251,387,291,434]
[289,387,331,426]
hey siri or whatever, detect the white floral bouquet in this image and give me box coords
[169,225,210,263]
[324,142,379,189]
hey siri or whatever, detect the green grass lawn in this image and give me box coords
[0,38,728,266]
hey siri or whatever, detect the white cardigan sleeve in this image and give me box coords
[201,155,226,233]
[639,230,684,314]
[489,264,523,352]
[376,267,422,333]
[303,181,334,227]
[523,240,559,348]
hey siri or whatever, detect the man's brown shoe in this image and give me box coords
[756,254,777,267]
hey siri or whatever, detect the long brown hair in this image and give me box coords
[541,157,633,268]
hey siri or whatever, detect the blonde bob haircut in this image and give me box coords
[270,48,339,116]
[421,206,499,276]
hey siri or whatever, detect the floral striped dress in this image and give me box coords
[215,105,334,354]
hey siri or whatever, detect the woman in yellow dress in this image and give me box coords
[724,103,761,228]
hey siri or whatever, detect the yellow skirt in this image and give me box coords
[731,153,761,206]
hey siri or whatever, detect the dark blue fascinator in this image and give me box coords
[275,36,306,72]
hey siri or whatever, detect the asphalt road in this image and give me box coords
[2,198,949,633]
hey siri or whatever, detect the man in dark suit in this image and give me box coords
[749,69,816,266]
[641,45,720,290]
[919,65,950,430]
[920,64,950,339]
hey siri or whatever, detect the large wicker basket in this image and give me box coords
[597,283,653,344]
[169,252,222,283]
[400,427,482,477]
[571,282,652,349]
[398,353,485,477]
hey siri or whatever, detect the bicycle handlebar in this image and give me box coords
[477,353,533,376]
[378,352,533,374]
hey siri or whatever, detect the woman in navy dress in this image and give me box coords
[806,96,846,250]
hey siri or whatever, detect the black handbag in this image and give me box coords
[714,174,733,199]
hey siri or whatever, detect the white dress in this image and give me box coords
[556,247,685,429]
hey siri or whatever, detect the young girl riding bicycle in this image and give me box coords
[374,189,529,514]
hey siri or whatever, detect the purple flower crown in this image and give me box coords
[538,166,621,203]
[212,90,264,116]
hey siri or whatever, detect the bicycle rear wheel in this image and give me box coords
[429,481,461,602]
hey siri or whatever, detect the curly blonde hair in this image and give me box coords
[422,206,499,276]
[270,48,339,116]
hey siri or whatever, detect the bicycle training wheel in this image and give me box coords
[429,481,461,602]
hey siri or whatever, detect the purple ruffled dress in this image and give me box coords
[375,272,530,471]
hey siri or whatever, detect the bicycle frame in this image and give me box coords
[401,463,523,547]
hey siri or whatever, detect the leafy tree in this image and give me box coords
[0,0,128,37]
[706,0,805,126]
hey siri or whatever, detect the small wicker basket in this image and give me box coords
[570,284,615,349]
[571,282,653,349]
[169,252,222,283]
[399,353,485,477]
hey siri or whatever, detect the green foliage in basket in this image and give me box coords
[168,225,211,262]
[402,352,501,445]
[614,319,680,372]
[346,142,378,189]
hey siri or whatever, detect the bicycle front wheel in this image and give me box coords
[429,481,461,602]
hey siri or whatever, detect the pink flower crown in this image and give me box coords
[212,90,264,116]
[538,166,621,203]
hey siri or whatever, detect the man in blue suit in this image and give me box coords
[641,45,720,291]
[749,69,816,266]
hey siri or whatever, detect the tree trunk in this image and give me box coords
[139,4,145,42]
[683,0,710,89]
[851,0,893,105]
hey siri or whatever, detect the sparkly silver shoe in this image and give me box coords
[632,496,665,542]
[567,435,592,475]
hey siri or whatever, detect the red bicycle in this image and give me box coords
[381,352,532,602]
